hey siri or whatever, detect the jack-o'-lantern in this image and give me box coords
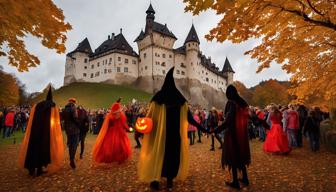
[135,117,153,133]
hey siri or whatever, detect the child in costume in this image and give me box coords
[138,67,206,191]
[92,98,131,164]
[18,86,64,176]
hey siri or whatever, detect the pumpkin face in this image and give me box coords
[135,117,153,133]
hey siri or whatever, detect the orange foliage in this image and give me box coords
[183,0,336,104]
[0,0,72,72]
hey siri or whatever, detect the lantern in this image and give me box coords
[135,117,153,133]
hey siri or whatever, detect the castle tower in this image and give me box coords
[64,38,92,85]
[222,57,235,85]
[145,3,155,34]
[185,24,200,79]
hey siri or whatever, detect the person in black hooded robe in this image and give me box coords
[138,67,206,191]
[215,85,251,189]
[18,86,64,176]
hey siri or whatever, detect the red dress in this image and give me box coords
[92,112,131,163]
[263,112,291,154]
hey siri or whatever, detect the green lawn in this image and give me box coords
[32,82,152,109]
[0,131,25,145]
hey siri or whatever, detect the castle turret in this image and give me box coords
[222,57,235,85]
[64,38,92,85]
[145,3,155,34]
[185,24,200,79]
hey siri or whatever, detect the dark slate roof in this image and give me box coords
[152,22,177,39]
[91,33,138,57]
[184,24,200,44]
[199,53,226,77]
[67,38,93,56]
[173,45,186,55]
[134,30,145,42]
[222,57,235,73]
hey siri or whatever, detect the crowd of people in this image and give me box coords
[0,71,331,191]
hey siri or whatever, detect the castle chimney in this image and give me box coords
[108,35,110,40]
[120,28,122,34]
[111,33,115,40]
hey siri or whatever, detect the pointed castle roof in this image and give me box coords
[146,3,155,14]
[67,38,93,56]
[184,24,200,44]
[222,57,235,73]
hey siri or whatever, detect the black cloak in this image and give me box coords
[24,86,55,170]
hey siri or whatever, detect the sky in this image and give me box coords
[0,0,290,93]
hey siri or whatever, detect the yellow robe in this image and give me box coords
[138,102,189,182]
[18,105,64,173]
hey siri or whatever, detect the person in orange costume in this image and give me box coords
[18,86,64,176]
[92,98,131,164]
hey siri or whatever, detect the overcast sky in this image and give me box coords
[0,0,290,93]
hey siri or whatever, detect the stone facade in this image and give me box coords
[64,4,235,109]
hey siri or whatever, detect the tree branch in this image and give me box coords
[306,0,325,16]
[267,4,336,31]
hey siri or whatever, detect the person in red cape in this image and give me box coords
[92,98,131,164]
[214,85,251,189]
[263,104,291,154]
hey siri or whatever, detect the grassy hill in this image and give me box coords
[31,82,152,109]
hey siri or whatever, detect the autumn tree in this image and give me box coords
[250,79,290,107]
[0,67,20,106]
[233,81,253,103]
[183,0,336,106]
[0,0,72,71]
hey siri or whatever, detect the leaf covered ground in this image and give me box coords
[0,134,335,192]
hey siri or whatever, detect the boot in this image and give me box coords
[225,181,240,189]
[70,160,76,169]
[167,178,173,190]
[150,181,159,191]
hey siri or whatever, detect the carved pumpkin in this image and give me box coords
[135,117,153,133]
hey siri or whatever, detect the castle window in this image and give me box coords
[84,66,87,69]
[192,43,194,45]
[83,73,87,77]
[202,70,204,74]
[109,58,112,64]
[169,54,172,58]
[124,67,128,72]
[188,44,190,47]
[181,71,185,75]
[125,58,128,64]
[162,54,166,58]
[191,62,193,66]
[206,72,208,75]
[162,70,166,74]
[177,70,180,74]
[214,80,216,83]
[181,63,186,68]
[132,60,136,64]
[118,57,121,61]
[95,72,100,77]
[145,66,148,70]
[104,69,107,74]
[144,53,147,58]
[117,67,120,72]
[206,78,209,82]
[97,62,100,67]
[161,62,166,67]
[90,73,94,78]
[84,58,88,63]
[141,67,143,71]
[105,59,107,64]
[91,65,94,69]
[108,69,112,73]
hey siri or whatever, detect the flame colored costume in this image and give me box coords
[92,100,131,164]
[138,67,203,185]
[18,87,64,175]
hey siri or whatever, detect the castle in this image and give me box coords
[64,4,235,108]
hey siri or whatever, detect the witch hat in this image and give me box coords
[46,85,53,101]
[151,67,186,105]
